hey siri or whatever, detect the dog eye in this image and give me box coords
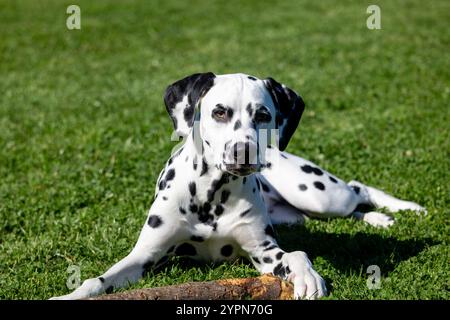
[214,109,226,119]
[212,104,230,122]
[254,110,272,123]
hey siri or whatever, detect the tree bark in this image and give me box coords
[90,274,293,300]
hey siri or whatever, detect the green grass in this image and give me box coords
[0,0,449,300]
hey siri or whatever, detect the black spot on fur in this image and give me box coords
[312,167,323,175]
[200,157,209,176]
[207,174,230,202]
[221,190,231,204]
[214,204,224,216]
[162,196,168,201]
[273,263,286,278]
[159,179,167,191]
[301,164,323,176]
[106,286,114,294]
[189,204,198,213]
[190,235,204,242]
[299,184,308,191]
[198,213,213,224]
[329,176,338,183]
[98,277,105,283]
[183,104,195,124]
[252,257,260,264]
[227,108,234,120]
[179,207,186,215]
[165,169,175,181]
[197,203,214,224]
[313,181,325,191]
[240,208,251,217]
[212,222,218,231]
[205,140,210,146]
[188,182,196,196]
[352,186,361,194]
[203,202,211,213]
[263,257,273,264]
[281,154,288,159]
[220,244,233,257]
[193,156,198,170]
[276,251,284,260]
[175,243,197,256]
[265,225,276,238]
[300,164,314,174]
[148,215,163,228]
[248,76,257,81]
[233,120,241,131]
[253,188,256,193]
[265,162,272,169]
[246,103,253,117]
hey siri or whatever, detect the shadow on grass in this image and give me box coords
[275,225,437,274]
[145,221,437,300]
[155,224,436,280]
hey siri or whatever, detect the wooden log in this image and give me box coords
[90,274,293,300]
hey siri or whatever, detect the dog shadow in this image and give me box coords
[275,224,436,275]
[155,223,436,293]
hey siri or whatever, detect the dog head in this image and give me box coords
[164,73,305,176]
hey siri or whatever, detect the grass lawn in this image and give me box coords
[0,0,448,299]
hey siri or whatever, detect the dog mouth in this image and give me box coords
[225,164,259,176]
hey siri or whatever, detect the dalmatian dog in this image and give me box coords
[51,73,425,300]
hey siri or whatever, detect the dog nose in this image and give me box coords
[232,142,257,165]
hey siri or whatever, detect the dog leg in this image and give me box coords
[267,201,308,225]
[50,250,157,300]
[234,223,326,300]
[352,211,395,228]
[50,205,187,299]
[246,241,326,300]
[348,180,426,214]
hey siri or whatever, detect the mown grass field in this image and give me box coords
[0,0,448,299]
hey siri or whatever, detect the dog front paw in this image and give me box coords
[49,278,104,300]
[363,211,395,228]
[284,251,327,300]
[408,203,427,215]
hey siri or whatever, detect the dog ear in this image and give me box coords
[164,72,216,137]
[263,77,305,151]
